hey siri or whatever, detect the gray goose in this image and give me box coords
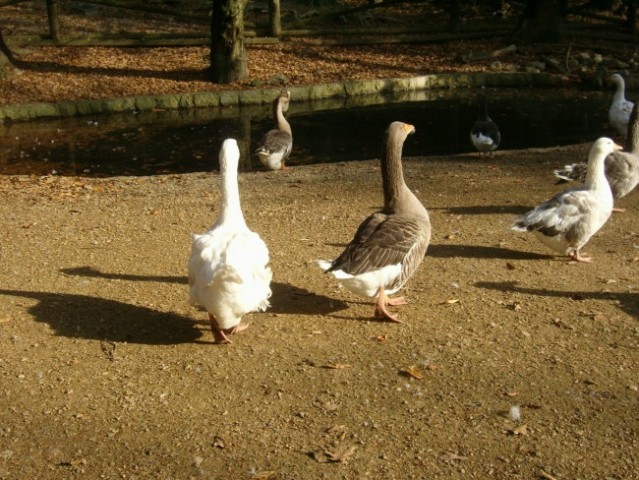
[513,137,622,263]
[470,94,501,154]
[318,121,431,322]
[608,73,634,137]
[554,100,639,211]
[255,91,293,170]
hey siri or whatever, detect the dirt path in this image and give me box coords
[0,143,638,479]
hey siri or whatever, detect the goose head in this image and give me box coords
[609,73,626,89]
[219,138,240,172]
[591,137,622,158]
[276,90,290,113]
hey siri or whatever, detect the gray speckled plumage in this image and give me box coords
[554,100,639,200]
[255,91,293,170]
[470,94,500,154]
[513,137,622,262]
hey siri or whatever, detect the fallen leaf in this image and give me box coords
[508,424,528,436]
[399,366,424,379]
[212,436,225,449]
[321,363,352,370]
[506,262,516,270]
[440,298,460,305]
[325,444,356,463]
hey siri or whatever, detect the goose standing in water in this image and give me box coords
[470,94,501,155]
[554,101,639,211]
[608,73,634,137]
[255,91,293,170]
[318,122,431,322]
[189,139,272,343]
[512,137,622,262]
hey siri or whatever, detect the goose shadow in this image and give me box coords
[60,266,188,284]
[60,267,348,316]
[475,281,639,319]
[427,243,553,260]
[436,205,532,216]
[269,282,349,315]
[0,289,202,344]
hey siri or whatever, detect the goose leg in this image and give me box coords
[612,207,627,213]
[209,314,231,343]
[209,314,250,344]
[374,287,404,323]
[569,251,592,263]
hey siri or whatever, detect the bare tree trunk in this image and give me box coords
[46,0,61,43]
[627,0,637,33]
[517,0,566,43]
[210,0,248,83]
[0,26,17,78]
[268,0,281,37]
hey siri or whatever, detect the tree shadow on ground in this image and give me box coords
[428,243,553,260]
[438,205,532,215]
[475,281,639,319]
[0,289,202,344]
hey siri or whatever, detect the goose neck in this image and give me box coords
[218,167,247,228]
[274,100,291,135]
[584,150,608,189]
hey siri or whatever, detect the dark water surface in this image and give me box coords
[0,87,618,176]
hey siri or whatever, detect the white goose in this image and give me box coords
[318,122,431,322]
[512,137,622,262]
[188,138,272,343]
[554,100,639,211]
[609,73,634,137]
[255,91,293,170]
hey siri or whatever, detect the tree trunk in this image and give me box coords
[268,0,281,37]
[0,27,17,78]
[210,0,248,83]
[517,0,566,43]
[46,0,61,43]
[627,0,637,33]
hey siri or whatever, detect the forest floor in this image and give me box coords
[0,2,638,480]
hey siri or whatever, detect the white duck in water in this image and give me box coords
[318,122,431,322]
[470,94,501,154]
[608,73,634,137]
[554,100,639,211]
[255,91,293,170]
[512,137,622,263]
[188,138,272,343]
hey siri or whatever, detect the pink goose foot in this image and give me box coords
[373,287,405,323]
[209,314,250,344]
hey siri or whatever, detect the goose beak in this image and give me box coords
[614,142,623,151]
[404,123,416,135]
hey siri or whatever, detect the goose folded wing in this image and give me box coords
[329,213,428,276]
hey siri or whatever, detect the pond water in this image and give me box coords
[0,87,620,177]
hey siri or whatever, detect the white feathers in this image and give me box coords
[512,137,622,261]
[509,405,521,422]
[609,73,635,137]
[188,138,272,341]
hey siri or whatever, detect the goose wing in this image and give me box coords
[327,213,430,277]
[512,189,595,240]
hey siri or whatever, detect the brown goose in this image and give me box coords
[318,121,431,322]
[255,91,293,170]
